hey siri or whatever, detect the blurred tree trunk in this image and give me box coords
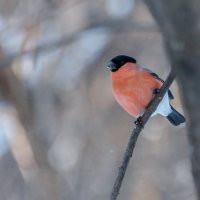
[0,48,61,200]
[143,0,200,198]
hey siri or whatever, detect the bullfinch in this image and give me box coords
[107,55,185,126]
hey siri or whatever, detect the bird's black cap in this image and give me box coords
[107,55,137,72]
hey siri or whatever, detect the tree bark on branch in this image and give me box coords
[110,70,176,200]
[143,0,200,198]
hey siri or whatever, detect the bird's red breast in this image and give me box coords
[111,63,162,117]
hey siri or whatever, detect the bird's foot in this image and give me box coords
[134,117,144,128]
[153,89,160,95]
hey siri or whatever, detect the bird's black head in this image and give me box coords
[107,55,137,72]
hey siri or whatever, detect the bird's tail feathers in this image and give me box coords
[167,106,185,126]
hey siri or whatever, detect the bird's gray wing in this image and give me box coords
[141,66,174,99]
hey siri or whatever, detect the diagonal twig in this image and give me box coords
[110,69,176,200]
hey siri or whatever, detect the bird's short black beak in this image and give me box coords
[107,62,118,72]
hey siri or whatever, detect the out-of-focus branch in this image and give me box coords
[143,0,200,198]
[110,69,176,200]
[0,21,158,69]
[0,35,77,69]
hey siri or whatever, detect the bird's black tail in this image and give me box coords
[167,106,185,126]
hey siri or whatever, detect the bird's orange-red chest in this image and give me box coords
[111,63,162,117]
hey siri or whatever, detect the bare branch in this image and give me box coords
[0,21,158,69]
[0,35,78,69]
[110,69,176,200]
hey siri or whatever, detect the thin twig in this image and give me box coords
[110,69,176,200]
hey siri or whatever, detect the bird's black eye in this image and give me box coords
[120,61,125,66]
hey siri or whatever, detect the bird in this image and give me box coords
[107,55,185,126]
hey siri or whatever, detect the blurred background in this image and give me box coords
[0,0,196,199]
